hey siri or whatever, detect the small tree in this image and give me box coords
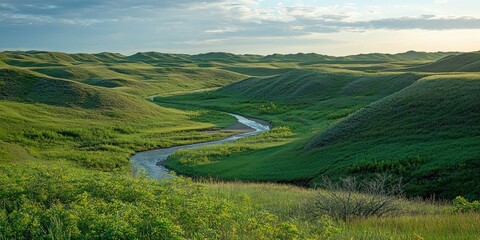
[306,173,404,222]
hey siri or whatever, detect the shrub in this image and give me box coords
[307,174,404,222]
[452,196,480,213]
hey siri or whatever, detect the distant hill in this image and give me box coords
[0,51,128,66]
[218,70,423,102]
[0,50,461,67]
[339,51,458,62]
[190,52,261,63]
[126,52,192,65]
[261,53,334,62]
[410,51,480,72]
[0,51,248,95]
[261,51,458,63]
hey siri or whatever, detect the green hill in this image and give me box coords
[0,67,162,112]
[160,68,479,199]
[0,51,249,96]
[190,52,260,63]
[127,52,192,65]
[93,52,127,62]
[305,75,480,198]
[0,68,104,108]
[411,51,480,72]
[261,53,334,62]
[218,70,423,102]
[340,51,458,62]
[260,51,457,64]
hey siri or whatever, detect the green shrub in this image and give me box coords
[452,196,480,213]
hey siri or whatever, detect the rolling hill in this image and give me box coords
[261,51,457,63]
[1,50,480,238]
[411,51,480,72]
[2,50,479,199]
[305,74,480,198]
[0,67,105,108]
[160,67,480,199]
[217,70,424,102]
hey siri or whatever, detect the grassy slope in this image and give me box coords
[261,51,457,63]
[411,51,480,72]
[0,51,248,97]
[161,69,480,199]
[0,54,244,171]
[305,74,480,198]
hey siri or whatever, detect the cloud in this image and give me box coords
[358,16,480,30]
[1,0,480,54]
[205,27,238,33]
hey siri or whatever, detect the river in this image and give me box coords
[130,113,270,179]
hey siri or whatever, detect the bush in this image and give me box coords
[307,174,404,222]
[452,196,480,213]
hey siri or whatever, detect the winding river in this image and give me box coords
[130,113,270,179]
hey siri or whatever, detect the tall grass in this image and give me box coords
[340,214,480,240]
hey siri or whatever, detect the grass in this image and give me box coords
[1,50,480,238]
[0,100,238,171]
[411,51,480,72]
[341,214,480,240]
[203,180,480,239]
[158,69,480,199]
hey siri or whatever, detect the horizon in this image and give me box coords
[1,49,474,58]
[1,0,480,55]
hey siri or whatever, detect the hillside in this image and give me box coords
[0,52,250,96]
[261,53,334,62]
[126,52,192,65]
[261,51,457,63]
[0,50,460,70]
[411,51,480,72]
[0,68,105,108]
[160,68,480,199]
[339,51,458,62]
[304,75,480,198]
[218,70,424,102]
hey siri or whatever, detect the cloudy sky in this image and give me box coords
[1,0,480,55]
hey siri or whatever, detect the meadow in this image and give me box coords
[1,50,480,238]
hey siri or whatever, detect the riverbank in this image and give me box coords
[130,113,270,179]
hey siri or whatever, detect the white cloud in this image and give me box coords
[205,27,238,33]
[1,0,480,54]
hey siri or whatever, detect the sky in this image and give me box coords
[1,0,480,56]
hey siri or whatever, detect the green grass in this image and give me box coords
[158,69,480,199]
[1,50,480,238]
[411,51,480,72]
[0,99,238,171]
[340,214,480,240]
[203,181,480,240]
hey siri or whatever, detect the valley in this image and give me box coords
[1,50,480,239]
